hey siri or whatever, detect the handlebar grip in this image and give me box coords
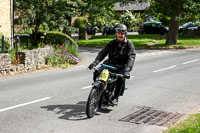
[110,72,124,78]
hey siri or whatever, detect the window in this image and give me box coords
[152,24,156,27]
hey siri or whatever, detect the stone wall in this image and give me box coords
[0,53,11,75]
[0,46,53,76]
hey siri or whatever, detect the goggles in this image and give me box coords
[116,28,126,34]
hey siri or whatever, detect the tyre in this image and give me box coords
[143,31,147,34]
[86,87,99,118]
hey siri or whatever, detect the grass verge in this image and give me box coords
[152,34,200,49]
[78,34,200,49]
[78,34,162,48]
[165,114,200,133]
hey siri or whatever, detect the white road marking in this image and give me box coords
[81,85,92,90]
[152,65,177,73]
[0,97,51,113]
[182,59,200,65]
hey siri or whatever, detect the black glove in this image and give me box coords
[124,71,130,79]
[88,62,98,70]
[124,67,131,79]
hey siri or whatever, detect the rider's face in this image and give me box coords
[116,32,126,42]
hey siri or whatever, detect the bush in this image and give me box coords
[44,31,77,49]
[63,26,79,36]
[44,31,79,68]
[46,44,79,68]
[74,17,87,33]
[0,34,10,53]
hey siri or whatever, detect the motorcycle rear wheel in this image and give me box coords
[86,87,99,118]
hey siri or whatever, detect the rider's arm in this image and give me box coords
[93,40,112,64]
[125,40,136,71]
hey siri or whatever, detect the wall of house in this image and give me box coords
[0,0,12,39]
[0,46,53,76]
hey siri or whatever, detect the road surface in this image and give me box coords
[0,47,200,133]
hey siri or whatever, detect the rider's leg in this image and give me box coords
[114,77,125,98]
[113,68,126,100]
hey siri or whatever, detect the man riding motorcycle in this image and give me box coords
[88,24,136,105]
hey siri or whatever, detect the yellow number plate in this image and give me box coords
[98,69,109,81]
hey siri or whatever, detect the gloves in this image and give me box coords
[124,71,130,79]
[124,67,131,79]
[88,62,98,70]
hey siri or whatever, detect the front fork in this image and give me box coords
[92,81,107,104]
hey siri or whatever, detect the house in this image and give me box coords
[0,0,14,47]
[114,1,150,13]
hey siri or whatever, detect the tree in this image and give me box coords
[150,0,200,44]
[15,0,86,42]
[82,0,117,28]
[96,0,199,44]
[120,10,136,30]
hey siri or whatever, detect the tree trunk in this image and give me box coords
[166,17,179,44]
[32,26,39,47]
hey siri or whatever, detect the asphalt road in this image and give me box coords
[0,47,200,133]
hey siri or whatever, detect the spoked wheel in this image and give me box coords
[86,87,99,118]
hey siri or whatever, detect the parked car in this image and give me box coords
[138,22,168,35]
[183,26,200,35]
[178,22,198,33]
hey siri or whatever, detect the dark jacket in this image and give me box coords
[94,37,136,71]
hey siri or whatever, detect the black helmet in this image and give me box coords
[116,24,127,34]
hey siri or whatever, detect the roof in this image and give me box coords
[114,2,150,11]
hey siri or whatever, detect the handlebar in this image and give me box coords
[91,64,124,78]
[109,72,124,78]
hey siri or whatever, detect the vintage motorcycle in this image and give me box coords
[102,22,119,35]
[86,64,125,118]
[86,22,99,35]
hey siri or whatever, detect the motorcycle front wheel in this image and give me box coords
[86,87,99,118]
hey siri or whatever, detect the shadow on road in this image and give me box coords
[41,101,113,121]
[41,101,88,121]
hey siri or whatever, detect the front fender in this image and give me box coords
[92,81,101,88]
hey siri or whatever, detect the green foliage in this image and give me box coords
[81,0,118,29]
[14,31,79,53]
[88,6,115,27]
[83,0,146,31]
[149,0,200,25]
[131,12,145,31]
[166,114,200,133]
[15,0,87,34]
[74,17,87,33]
[45,31,78,57]
[120,10,136,30]
[148,0,200,44]
[44,31,78,54]
[63,26,79,35]
[8,48,16,63]
[0,34,11,53]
